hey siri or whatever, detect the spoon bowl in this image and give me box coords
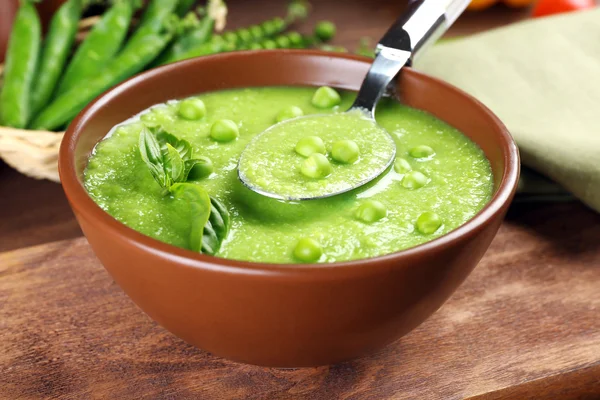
[237,108,396,201]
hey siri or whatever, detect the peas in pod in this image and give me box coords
[55,0,137,97]
[30,0,83,115]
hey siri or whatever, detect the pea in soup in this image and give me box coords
[84,86,493,263]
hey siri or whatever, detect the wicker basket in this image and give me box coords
[0,16,99,183]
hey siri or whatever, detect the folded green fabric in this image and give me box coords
[415,9,600,212]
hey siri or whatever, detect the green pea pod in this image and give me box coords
[164,36,230,64]
[175,0,197,17]
[30,0,82,116]
[31,32,173,131]
[55,1,135,97]
[237,32,310,51]
[163,1,311,65]
[220,16,287,48]
[129,0,179,44]
[0,2,41,128]
[220,1,309,48]
[153,14,214,66]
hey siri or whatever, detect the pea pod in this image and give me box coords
[55,1,135,97]
[162,29,311,65]
[129,0,179,44]
[175,0,198,17]
[161,1,311,65]
[221,1,309,48]
[238,32,312,50]
[31,32,173,131]
[30,0,83,115]
[222,17,286,47]
[159,35,232,65]
[153,14,214,66]
[0,2,41,128]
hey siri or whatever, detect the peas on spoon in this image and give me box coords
[238,0,471,201]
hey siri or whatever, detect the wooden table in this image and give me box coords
[1,1,599,399]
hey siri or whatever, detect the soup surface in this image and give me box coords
[84,86,493,263]
[239,109,396,199]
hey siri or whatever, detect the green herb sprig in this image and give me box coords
[138,125,230,255]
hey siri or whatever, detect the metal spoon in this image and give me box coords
[238,0,471,201]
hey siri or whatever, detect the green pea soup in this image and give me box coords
[84,86,493,264]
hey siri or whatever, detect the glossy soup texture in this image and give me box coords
[238,109,396,199]
[84,86,493,263]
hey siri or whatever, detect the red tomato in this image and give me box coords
[532,0,596,17]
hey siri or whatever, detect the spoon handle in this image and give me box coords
[351,0,470,116]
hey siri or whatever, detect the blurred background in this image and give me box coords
[1,0,535,62]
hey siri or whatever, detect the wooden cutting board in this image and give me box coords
[1,203,599,400]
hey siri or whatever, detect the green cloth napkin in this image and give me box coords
[415,9,600,212]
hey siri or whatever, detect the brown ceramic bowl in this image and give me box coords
[60,50,519,367]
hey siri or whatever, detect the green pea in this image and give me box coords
[295,136,326,157]
[223,31,238,45]
[262,20,279,36]
[275,35,291,49]
[288,2,309,21]
[263,39,277,49]
[249,25,262,40]
[222,41,236,52]
[287,31,304,48]
[178,98,206,120]
[311,86,341,109]
[355,200,387,223]
[269,17,285,33]
[402,170,429,189]
[210,119,239,142]
[293,237,323,263]
[187,156,213,180]
[394,157,412,173]
[300,153,332,179]
[277,105,304,122]
[409,145,435,159]
[331,140,360,164]
[249,42,262,50]
[237,28,252,44]
[416,211,442,234]
[314,21,336,41]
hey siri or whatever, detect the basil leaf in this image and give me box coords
[183,156,213,181]
[200,196,230,255]
[171,183,212,252]
[139,127,168,188]
[153,127,193,161]
[170,183,231,255]
[165,143,185,183]
[208,196,230,248]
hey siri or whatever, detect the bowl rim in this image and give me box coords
[60,49,520,276]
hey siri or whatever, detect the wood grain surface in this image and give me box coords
[1,202,599,400]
